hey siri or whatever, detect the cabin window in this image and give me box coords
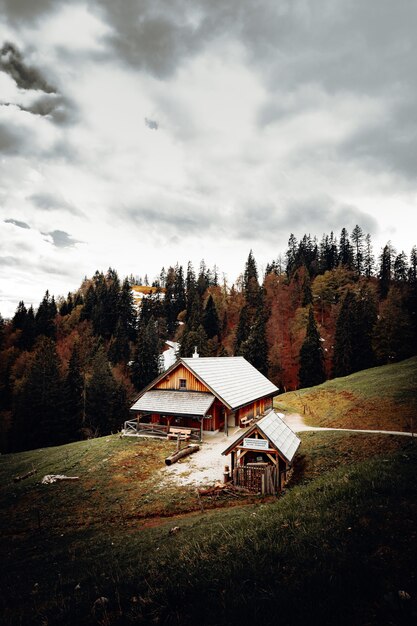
[179,378,187,390]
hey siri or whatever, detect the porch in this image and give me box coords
[122,418,202,442]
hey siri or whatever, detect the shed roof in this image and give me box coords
[131,390,215,417]
[222,410,301,464]
[181,356,279,410]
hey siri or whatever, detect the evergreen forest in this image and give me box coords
[1,225,416,452]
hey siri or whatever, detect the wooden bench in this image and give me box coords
[240,417,253,427]
[167,427,192,442]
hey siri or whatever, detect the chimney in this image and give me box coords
[192,346,199,358]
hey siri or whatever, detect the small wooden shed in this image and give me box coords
[222,410,300,495]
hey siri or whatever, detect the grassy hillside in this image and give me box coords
[1,429,415,625]
[275,356,417,431]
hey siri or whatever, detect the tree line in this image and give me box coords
[0,226,416,452]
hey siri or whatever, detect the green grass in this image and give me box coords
[1,357,417,624]
[1,440,416,625]
[275,356,417,431]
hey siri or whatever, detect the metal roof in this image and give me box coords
[222,410,301,464]
[256,411,301,463]
[131,390,215,417]
[181,356,279,410]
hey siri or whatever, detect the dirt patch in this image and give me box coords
[160,430,238,487]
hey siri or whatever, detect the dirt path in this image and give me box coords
[283,413,416,437]
[159,416,415,489]
[160,430,234,487]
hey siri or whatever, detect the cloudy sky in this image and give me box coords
[1,0,416,317]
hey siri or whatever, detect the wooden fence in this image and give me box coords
[123,420,201,441]
[233,465,280,495]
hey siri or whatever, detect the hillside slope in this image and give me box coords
[1,358,417,625]
[275,355,417,431]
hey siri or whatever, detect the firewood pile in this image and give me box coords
[197,482,252,498]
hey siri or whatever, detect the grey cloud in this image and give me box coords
[339,100,417,181]
[145,117,158,130]
[0,0,58,23]
[0,255,24,267]
[31,192,85,217]
[4,218,30,229]
[124,201,213,234]
[0,121,32,154]
[234,197,378,243]
[44,230,81,248]
[0,42,56,92]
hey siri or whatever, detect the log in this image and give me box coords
[165,444,199,466]
[14,468,37,482]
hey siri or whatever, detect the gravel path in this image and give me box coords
[283,413,415,437]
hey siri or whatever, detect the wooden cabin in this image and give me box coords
[129,355,279,439]
[222,410,300,494]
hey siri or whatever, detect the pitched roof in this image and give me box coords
[222,410,301,464]
[181,356,279,410]
[131,390,215,417]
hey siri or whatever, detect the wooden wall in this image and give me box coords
[237,396,273,423]
[155,364,209,393]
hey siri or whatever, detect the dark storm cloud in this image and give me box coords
[234,198,378,242]
[44,230,81,248]
[31,192,84,217]
[4,218,30,229]
[0,42,55,92]
[0,43,76,125]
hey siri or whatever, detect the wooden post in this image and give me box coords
[200,418,203,443]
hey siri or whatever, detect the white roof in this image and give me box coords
[181,356,279,410]
[257,411,301,463]
[131,390,215,417]
[222,410,300,464]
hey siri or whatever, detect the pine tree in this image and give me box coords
[393,251,408,282]
[203,295,220,339]
[12,301,27,331]
[179,325,209,357]
[13,337,64,450]
[240,308,269,375]
[373,287,414,363]
[35,291,57,339]
[286,234,298,277]
[364,233,375,278]
[378,242,395,299]
[86,346,119,435]
[131,317,161,391]
[333,290,357,377]
[108,320,130,364]
[243,250,259,308]
[351,225,365,276]
[118,277,137,341]
[338,227,354,269]
[354,286,377,371]
[234,304,251,354]
[298,307,326,388]
[62,343,83,441]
